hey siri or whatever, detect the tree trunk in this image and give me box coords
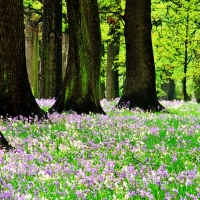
[62,32,69,80]
[49,0,104,114]
[0,0,46,119]
[106,25,120,100]
[161,79,176,100]
[118,0,164,111]
[194,78,200,103]
[0,132,14,151]
[25,8,40,98]
[40,0,62,98]
[100,81,106,100]
[106,27,119,100]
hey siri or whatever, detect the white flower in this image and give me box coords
[70,140,85,149]
[15,193,33,200]
[59,144,70,152]
[38,170,52,180]
[123,181,128,189]
[168,177,174,182]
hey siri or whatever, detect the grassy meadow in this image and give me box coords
[0,98,199,199]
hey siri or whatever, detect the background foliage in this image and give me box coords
[23,0,200,99]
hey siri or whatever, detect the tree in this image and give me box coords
[40,0,62,98]
[161,79,176,100]
[106,0,121,100]
[0,0,46,119]
[62,30,69,80]
[194,79,200,102]
[0,132,14,150]
[24,8,41,98]
[49,0,104,114]
[152,0,200,100]
[118,0,164,111]
[106,25,120,100]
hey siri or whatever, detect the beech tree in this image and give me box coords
[49,0,104,114]
[24,8,40,98]
[40,0,62,98]
[106,0,121,100]
[0,0,46,119]
[118,0,164,111]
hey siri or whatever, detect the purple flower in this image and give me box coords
[76,190,84,198]
[172,188,178,194]
[149,127,160,136]
[187,167,197,179]
[0,191,13,200]
[128,191,136,197]
[45,169,52,176]
[185,178,193,186]
[55,180,59,187]
[158,164,168,178]
[164,191,172,199]
[172,154,177,162]
[168,127,175,133]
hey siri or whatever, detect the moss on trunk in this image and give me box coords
[49,0,104,114]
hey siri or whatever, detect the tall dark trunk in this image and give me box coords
[194,78,200,103]
[118,0,164,111]
[161,79,176,100]
[100,81,106,100]
[0,0,46,119]
[106,25,120,100]
[49,0,104,114]
[40,0,62,98]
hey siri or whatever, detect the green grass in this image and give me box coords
[0,99,199,199]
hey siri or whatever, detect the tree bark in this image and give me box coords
[49,0,104,114]
[0,132,14,151]
[100,81,106,100]
[118,0,164,111]
[0,0,46,119]
[25,8,40,98]
[106,25,120,100]
[161,79,176,100]
[194,78,200,103]
[62,32,69,80]
[40,0,62,98]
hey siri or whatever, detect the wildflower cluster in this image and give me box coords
[0,99,199,199]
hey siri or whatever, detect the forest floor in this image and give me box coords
[0,98,199,199]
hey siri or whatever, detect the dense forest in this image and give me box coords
[0,0,200,119]
[23,0,200,102]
